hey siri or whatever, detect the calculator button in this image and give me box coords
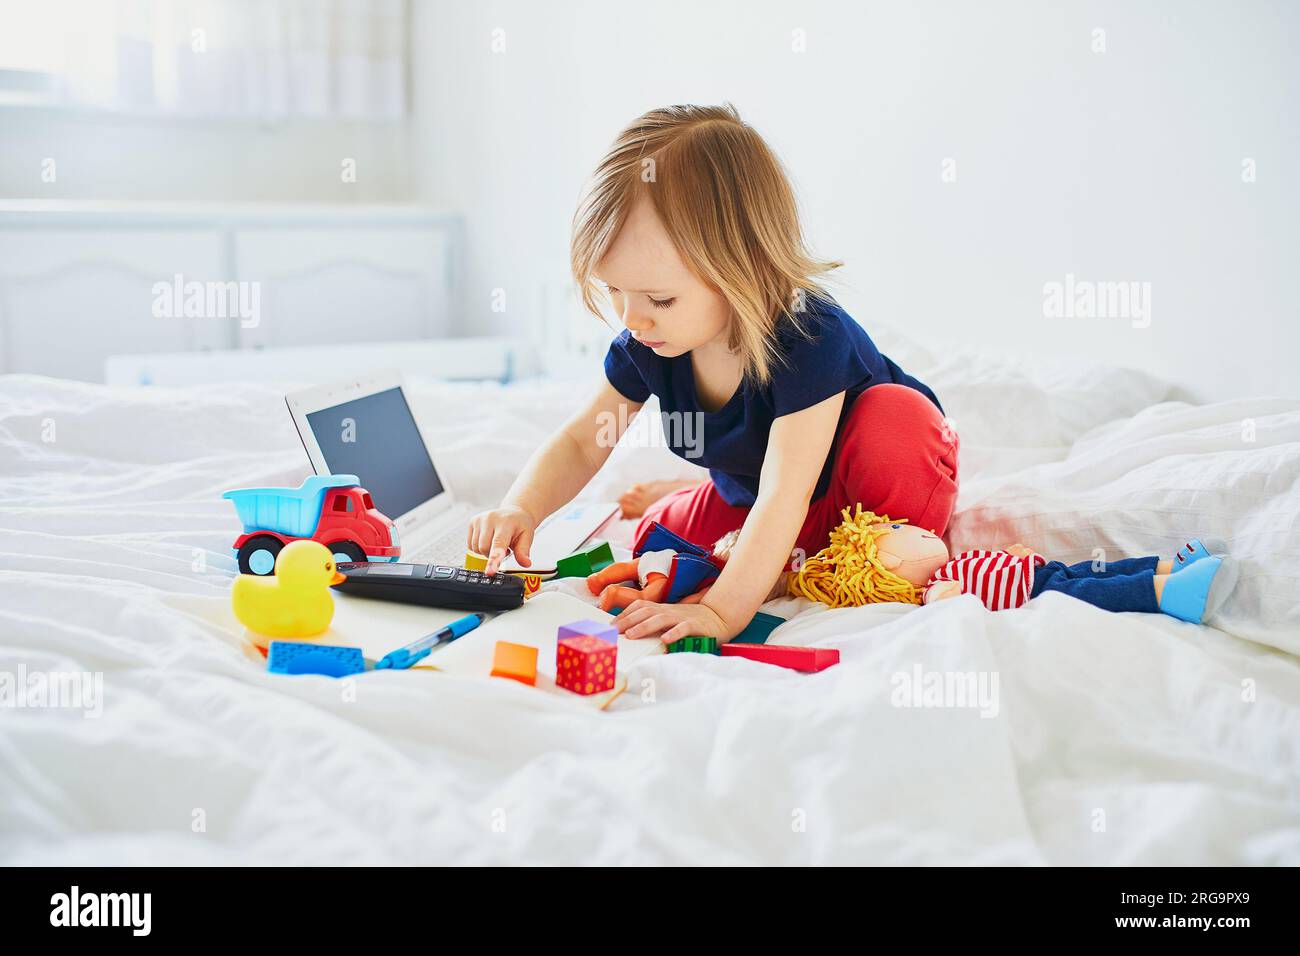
[430,566,453,579]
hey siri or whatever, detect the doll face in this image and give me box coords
[870,522,950,586]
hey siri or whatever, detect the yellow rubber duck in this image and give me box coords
[232,540,346,648]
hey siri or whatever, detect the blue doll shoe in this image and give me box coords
[1159,555,1239,624]
[1171,537,1228,571]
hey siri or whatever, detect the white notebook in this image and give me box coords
[319,590,665,709]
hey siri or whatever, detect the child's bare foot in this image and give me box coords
[618,479,703,518]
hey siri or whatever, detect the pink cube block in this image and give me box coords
[556,635,617,695]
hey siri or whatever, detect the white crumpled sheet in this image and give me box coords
[2,335,1298,864]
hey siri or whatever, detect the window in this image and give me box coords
[0,0,408,120]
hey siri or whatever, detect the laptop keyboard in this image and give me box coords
[405,526,470,567]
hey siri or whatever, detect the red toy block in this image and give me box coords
[555,634,617,696]
[719,643,839,673]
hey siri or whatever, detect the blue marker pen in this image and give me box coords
[375,613,485,670]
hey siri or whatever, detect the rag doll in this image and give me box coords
[788,505,1238,624]
[586,522,725,612]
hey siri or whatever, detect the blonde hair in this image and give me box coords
[571,103,841,387]
[788,505,924,608]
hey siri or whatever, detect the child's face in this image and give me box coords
[595,197,730,357]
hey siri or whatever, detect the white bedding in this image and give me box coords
[2,333,1298,865]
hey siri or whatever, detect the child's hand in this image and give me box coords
[468,505,537,574]
[1004,543,1035,559]
[615,599,732,644]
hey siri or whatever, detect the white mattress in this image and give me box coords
[2,328,1298,865]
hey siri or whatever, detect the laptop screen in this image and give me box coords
[305,386,444,520]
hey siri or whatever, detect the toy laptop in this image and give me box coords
[285,370,619,569]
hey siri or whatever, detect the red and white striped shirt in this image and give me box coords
[927,550,1048,610]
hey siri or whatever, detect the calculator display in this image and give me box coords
[364,564,417,576]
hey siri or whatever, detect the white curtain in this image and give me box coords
[1,0,407,120]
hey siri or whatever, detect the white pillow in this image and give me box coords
[868,318,1174,450]
[947,397,1300,653]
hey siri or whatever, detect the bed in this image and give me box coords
[2,326,1298,865]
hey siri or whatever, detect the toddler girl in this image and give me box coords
[470,104,958,643]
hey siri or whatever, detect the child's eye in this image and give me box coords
[650,297,676,309]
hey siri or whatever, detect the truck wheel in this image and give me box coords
[238,536,283,576]
[327,541,367,566]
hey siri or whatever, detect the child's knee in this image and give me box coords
[843,384,952,450]
[835,385,960,534]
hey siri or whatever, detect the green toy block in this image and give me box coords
[553,553,589,578]
[553,540,616,578]
[666,636,719,655]
[585,540,615,573]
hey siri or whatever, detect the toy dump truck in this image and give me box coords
[223,474,400,575]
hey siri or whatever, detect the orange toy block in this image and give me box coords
[555,634,617,696]
[490,641,538,686]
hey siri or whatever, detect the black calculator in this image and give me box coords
[332,563,525,612]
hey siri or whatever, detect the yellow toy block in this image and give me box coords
[464,551,488,572]
[490,641,538,686]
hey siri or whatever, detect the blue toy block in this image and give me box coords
[610,607,784,646]
[267,641,365,677]
[557,618,618,645]
[731,611,785,645]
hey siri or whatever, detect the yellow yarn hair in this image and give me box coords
[787,504,924,608]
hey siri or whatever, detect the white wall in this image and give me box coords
[412,0,1300,401]
[0,108,413,203]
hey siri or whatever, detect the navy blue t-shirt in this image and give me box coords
[603,297,943,508]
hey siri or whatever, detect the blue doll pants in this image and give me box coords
[1030,556,1160,613]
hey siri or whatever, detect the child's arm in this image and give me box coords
[471,380,642,573]
[617,392,846,642]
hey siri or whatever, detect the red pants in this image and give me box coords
[635,383,960,562]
